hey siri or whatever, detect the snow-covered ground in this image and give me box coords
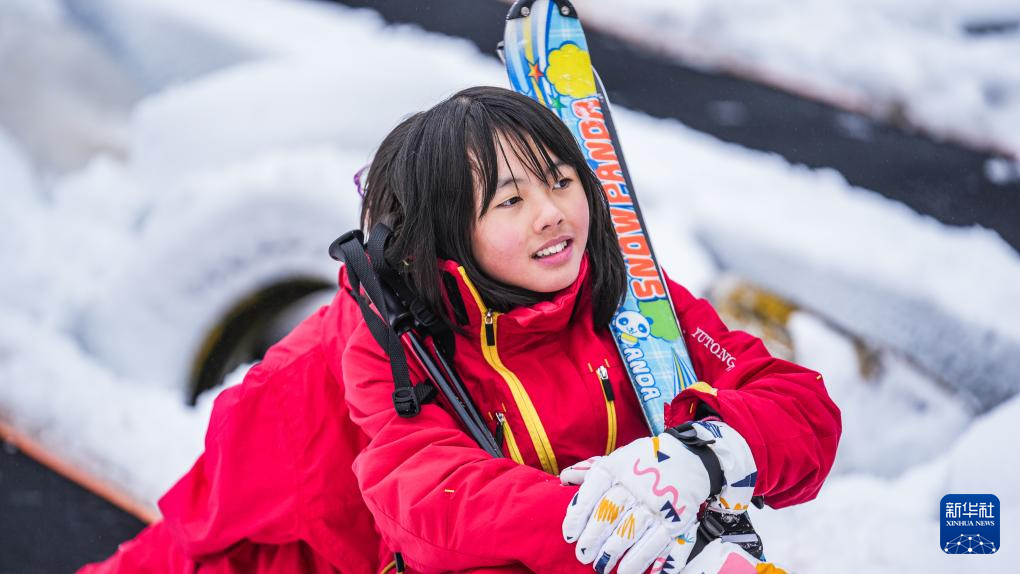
[1,0,1018,571]
[574,0,1020,162]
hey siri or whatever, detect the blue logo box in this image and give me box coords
[941,494,999,554]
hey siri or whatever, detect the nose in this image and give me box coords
[533,192,565,233]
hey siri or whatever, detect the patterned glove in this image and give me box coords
[692,421,757,517]
[560,421,757,574]
[561,432,706,573]
[560,456,599,486]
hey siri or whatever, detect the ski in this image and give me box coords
[502,0,697,435]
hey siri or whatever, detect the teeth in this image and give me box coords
[534,240,568,258]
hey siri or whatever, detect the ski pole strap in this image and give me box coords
[391,384,437,418]
[330,229,435,417]
[665,422,723,498]
[666,422,766,563]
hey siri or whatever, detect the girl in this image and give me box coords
[81,87,840,573]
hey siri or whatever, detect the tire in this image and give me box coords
[76,150,358,403]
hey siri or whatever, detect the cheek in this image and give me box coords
[472,218,525,270]
[569,191,591,238]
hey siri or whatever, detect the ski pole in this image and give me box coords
[330,228,503,458]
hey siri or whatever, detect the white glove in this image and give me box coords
[560,421,756,574]
[560,456,599,486]
[680,538,790,573]
[692,421,757,516]
[562,432,706,573]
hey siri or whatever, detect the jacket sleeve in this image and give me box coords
[159,369,299,554]
[76,365,305,574]
[662,279,842,509]
[342,321,590,574]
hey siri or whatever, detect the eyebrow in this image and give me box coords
[496,159,568,191]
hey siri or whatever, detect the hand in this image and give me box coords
[691,421,757,516]
[560,421,757,574]
[561,433,709,573]
[560,456,599,486]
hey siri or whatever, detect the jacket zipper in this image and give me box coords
[596,363,618,455]
[495,411,524,465]
[456,267,559,475]
[482,308,559,474]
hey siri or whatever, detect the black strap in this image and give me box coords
[664,422,723,498]
[331,229,435,417]
[666,422,766,564]
[329,227,500,456]
[665,421,723,564]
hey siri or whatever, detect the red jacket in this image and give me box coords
[80,256,840,573]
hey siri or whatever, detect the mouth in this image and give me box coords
[532,238,572,259]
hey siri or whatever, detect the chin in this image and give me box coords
[528,262,582,293]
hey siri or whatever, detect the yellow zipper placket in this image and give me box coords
[457,267,559,475]
[483,309,559,474]
[590,359,618,455]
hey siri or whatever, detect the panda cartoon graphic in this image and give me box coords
[612,311,651,347]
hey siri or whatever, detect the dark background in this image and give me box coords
[0,444,145,573]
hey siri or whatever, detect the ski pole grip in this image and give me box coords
[329,229,364,262]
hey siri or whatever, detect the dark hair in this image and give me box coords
[361,86,626,331]
[360,112,423,232]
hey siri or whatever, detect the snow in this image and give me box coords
[0,0,138,174]
[787,312,969,477]
[0,312,209,504]
[573,0,1020,157]
[1,0,1018,570]
[616,108,1020,339]
[0,127,38,205]
[754,395,1020,573]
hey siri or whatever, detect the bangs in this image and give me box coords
[463,98,574,218]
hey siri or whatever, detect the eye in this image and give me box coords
[497,196,522,208]
[619,317,629,325]
[639,324,647,333]
[552,177,573,190]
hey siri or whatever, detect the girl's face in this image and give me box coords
[471,135,590,294]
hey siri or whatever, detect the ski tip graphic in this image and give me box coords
[547,43,594,98]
